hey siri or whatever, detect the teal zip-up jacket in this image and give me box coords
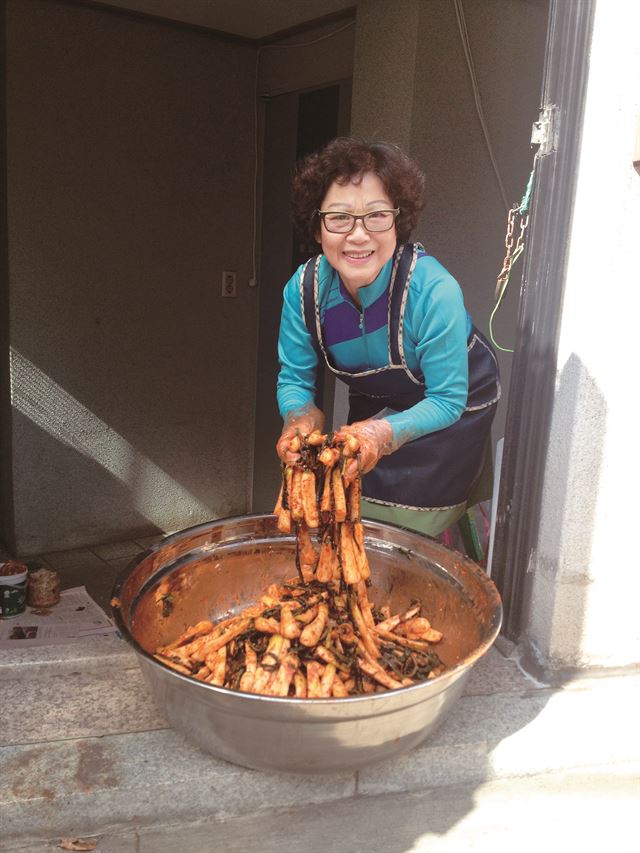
[277,252,472,446]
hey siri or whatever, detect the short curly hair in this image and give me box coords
[290,137,425,244]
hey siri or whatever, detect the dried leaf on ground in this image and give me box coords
[58,839,98,851]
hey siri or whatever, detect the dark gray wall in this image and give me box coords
[0,0,12,554]
[411,0,549,448]
[3,0,258,554]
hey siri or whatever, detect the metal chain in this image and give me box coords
[494,206,530,302]
[489,163,536,353]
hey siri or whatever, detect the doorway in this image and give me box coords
[251,80,352,513]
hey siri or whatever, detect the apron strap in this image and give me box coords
[301,255,321,351]
[388,243,416,366]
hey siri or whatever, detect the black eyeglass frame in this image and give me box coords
[315,208,400,234]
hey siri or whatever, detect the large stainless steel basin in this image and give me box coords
[111,514,502,774]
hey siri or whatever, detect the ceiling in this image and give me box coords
[86,0,356,41]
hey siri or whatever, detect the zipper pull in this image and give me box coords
[359,314,364,330]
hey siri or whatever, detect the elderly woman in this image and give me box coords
[276,137,500,537]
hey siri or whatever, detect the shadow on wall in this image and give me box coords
[9,348,243,554]
[521,352,607,682]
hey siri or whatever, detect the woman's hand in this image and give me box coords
[334,418,395,480]
[276,404,325,464]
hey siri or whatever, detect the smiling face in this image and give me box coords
[317,172,397,300]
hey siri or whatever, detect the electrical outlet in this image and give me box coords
[221,271,236,297]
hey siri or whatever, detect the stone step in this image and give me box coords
[0,634,137,679]
[4,765,640,853]
[0,636,523,747]
[2,665,166,747]
[2,638,639,847]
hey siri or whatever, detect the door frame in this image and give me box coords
[490,0,597,639]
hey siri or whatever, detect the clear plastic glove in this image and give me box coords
[334,418,399,480]
[276,404,325,464]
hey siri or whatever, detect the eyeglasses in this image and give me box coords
[316,208,400,234]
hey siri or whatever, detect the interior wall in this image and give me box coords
[0,0,12,554]
[351,0,421,151]
[3,0,257,554]
[410,0,549,450]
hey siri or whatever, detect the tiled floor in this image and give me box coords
[22,535,165,610]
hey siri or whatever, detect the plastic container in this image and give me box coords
[27,568,61,607]
[0,561,29,619]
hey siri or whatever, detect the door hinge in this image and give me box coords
[531,105,558,156]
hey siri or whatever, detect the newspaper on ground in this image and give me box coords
[0,586,119,648]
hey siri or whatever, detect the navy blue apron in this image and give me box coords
[301,243,500,510]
